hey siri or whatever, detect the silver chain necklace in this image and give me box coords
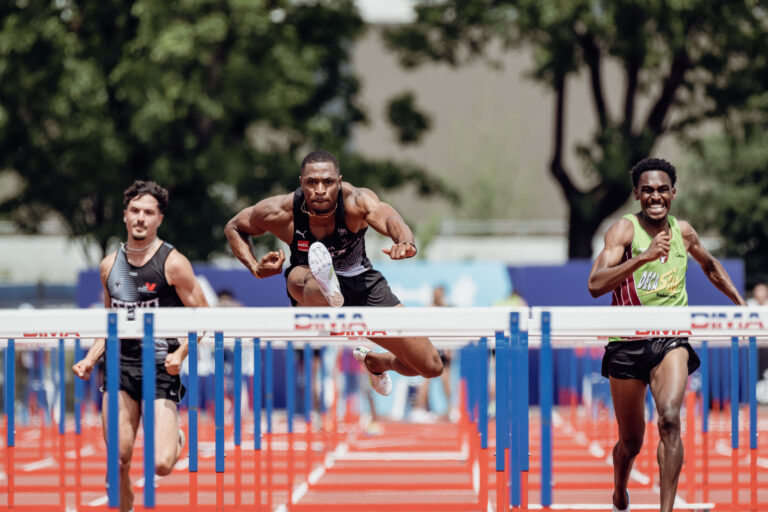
[122,237,159,253]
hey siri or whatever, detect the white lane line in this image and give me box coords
[274,442,349,512]
[21,457,55,471]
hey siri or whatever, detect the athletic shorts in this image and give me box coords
[285,266,400,307]
[101,364,185,405]
[601,337,701,383]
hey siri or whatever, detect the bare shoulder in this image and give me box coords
[676,218,695,237]
[343,182,378,212]
[164,247,193,275]
[604,217,634,247]
[255,192,294,224]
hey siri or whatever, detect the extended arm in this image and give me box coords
[354,188,416,260]
[224,196,289,277]
[72,256,113,379]
[681,221,746,305]
[164,251,211,374]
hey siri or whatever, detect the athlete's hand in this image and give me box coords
[643,231,671,263]
[164,350,185,376]
[252,249,285,279]
[382,242,417,260]
[72,358,95,380]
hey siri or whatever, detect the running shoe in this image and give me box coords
[353,346,392,396]
[308,242,344,307]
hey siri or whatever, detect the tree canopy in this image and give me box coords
[385,0,768,258]
[0,0,451,262]
[678,130,768,287]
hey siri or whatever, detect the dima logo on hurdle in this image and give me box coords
[634,311,765,336]
[294,312,387,336]
[690,311,765,330]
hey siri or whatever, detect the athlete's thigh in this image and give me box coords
[154,399,180,448]
[101,390,141,450]
[609,377,647,440]
[369,305,439,371]
[649,347,689,414]
[370,336,438,366]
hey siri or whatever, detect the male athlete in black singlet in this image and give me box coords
[225,150,443,396]
[73,181,209,512]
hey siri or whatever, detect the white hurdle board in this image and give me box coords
[0,306,529,341]
[529,306,768,345]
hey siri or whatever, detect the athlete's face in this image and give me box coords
[300,162,342,215]
[634,170,676,224]
[124,194,163,241]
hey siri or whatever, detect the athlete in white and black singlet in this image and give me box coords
[73,181,209,512]
[107,241,184,366]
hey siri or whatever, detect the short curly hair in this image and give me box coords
[301,150,339,174]
[629,158,677,188]
[123,180,169,213]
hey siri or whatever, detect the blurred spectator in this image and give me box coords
[339,346,381,433]
[409,285,453,422]
[216,289,243,307]
[748,282,767,306]
[749,283,768,378]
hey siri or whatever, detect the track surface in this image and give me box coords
[1,406,767,511]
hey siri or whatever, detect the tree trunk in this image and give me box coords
[567,208,602,259]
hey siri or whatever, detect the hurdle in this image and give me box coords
[0,306,523,511]
[1,306,767,511]
[526,306,768,511]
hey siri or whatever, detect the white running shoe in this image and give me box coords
[353,346,392,396]
[308,242,344,307]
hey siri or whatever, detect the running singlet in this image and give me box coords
[288,187,372,277]
[106,242,183,365]
[611,214,688,307]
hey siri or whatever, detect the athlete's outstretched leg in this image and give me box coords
[365,336,443,378]
[609,377,646,511]
[649,348,689,512]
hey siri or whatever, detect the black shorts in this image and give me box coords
[286,267,400,307]
[101,364,185,405]
[601,337,701,384]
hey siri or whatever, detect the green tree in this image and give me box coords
[677,130,768,286]
[385,0,768,258]
[0,0,451,262]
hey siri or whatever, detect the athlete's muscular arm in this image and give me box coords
[588,218,671,298]
[164,250,210,375]
[225,195,291,278]
[72,254,115,380]
[352,187,416,260]
[680,220,746,305]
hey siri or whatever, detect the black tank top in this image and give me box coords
[106,241,183,365]
[289,187,371,276]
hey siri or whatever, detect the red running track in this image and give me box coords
[1,403,766,511]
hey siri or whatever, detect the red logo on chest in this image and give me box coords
[297,240,309,252]
[144,282,157,291]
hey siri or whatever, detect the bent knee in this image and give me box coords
[420,353,443,379]
[618,437,644,457]
[657,411,681,437]
[155,458,175,476]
